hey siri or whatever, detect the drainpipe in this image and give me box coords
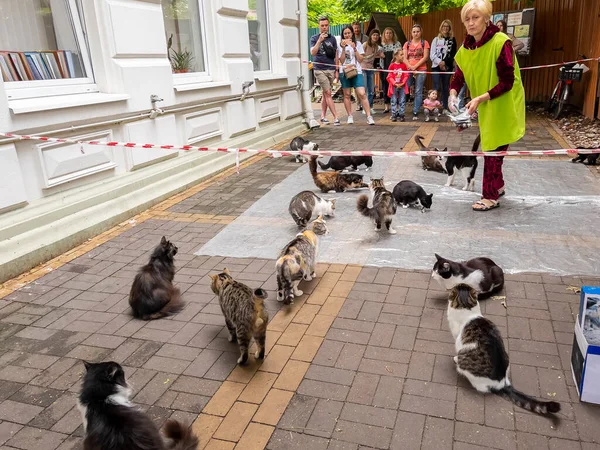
[298,0,320,129]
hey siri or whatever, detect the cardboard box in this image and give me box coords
[572,315,600,404]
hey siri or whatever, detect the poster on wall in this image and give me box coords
[492,8,535,56]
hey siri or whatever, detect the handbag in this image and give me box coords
[343,64,358,79]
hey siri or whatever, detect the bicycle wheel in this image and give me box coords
[547,81,561,113]
[554,83,570,120]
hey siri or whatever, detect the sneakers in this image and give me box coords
[425,116,430,122]
[434,116,439,122]
[333,118,340,126]
[320,117,330,124]
[412,115,419,121]
[367,116,375,125]
[347,116,354,124]
[399,115,405,122]
[391,115,397,122]
[371,108,377,114]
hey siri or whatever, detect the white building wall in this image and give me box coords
[0,0,304,212]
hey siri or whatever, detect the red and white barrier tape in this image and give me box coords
[1,132,598,161]
[304,56,600,75]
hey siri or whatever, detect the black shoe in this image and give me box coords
[391,115,397,122]
[399,115,405,122]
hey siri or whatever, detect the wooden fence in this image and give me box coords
[398,0,600,119]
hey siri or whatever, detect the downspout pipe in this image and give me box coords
[298,0,320,129]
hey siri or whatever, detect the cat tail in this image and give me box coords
[309,156,319,177]
[471,134,481,153]
[143,287,184,320]
[356,195,373,218]
[276,259,294,303]
[492,385,560,415]
[163,419,199,450]
[414,135,427,150]
[318,160,330,170]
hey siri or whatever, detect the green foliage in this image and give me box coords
[307,0,354,27]
[338,0,469,20]
[169,48,194,71]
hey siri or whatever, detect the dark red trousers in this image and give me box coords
[481,144,508,201]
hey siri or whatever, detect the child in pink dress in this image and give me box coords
[423,89,442,122]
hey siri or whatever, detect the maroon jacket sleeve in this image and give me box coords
[450,64,465,93]
[488,41,515,99]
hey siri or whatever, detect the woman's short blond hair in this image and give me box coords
[438,19,454,39]
[461,0,493,24]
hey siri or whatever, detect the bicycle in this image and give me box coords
[546,54,588,120]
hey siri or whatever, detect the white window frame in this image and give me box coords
[250,0,272,76]
[170,0,210,86]
[3,0,97,101]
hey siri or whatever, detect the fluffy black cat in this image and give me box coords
[318,156,373,171]
[78,361,198,450]
[571,149,599,166]
[432,253,504,299]
[392,180,433,212]
[129,236,183,320]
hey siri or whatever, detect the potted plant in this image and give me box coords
[167,34,194,73]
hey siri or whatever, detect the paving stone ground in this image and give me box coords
[0,111,599,450]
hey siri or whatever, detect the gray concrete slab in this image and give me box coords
[197,156,600,276]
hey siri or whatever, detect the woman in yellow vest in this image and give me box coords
[449,0,525,211]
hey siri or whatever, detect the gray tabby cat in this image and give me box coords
[356,177,397,234]
[448,284,560,415]
[209,269,269,365]
[276,230,318,304]
[311,215,328,235]
[289,191,335,228]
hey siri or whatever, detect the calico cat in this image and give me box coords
[311,215,328,235]
[290,136,318,163]
[78,361,198,450]
[447,284,561,415]
[309,156,368,193]
[318,156,374,171]
[414,135,446,173]
[209,269,269,365]
[129,236,184,320]
[276,229,318,304]
[572,149,599,165]
[392,180,433,212]
[440,134,480,191]
[357,177,398,234]
[288,190,335,228]
[432,253,504,299]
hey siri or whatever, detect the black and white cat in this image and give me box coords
[447,284,560,415]
[571,149,599,166]
[318,156,373,171]
[439,134,479,191]
[432,253,504,299]
[78,361,198,450]
[392,180,433,212]
[290,136,319,163]
[288,191,335,228]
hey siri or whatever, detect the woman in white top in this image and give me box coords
[337,26,375,125]
[429,19,457,110]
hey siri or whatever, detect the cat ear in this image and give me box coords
[434,253,443,261]
[208,274,217,282]
[160,236,167,245]
[107,365,119,380]
[83,361,92,371]
[317,215,323,220]
[428,193,433,199]
[223,268,231,275]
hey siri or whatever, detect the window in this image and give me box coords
[0,0,95,99]
[247,0,270,72]
[162,0,207,76]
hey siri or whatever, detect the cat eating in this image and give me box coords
[129,236,184,320]
[432,253,504,299]
[276,229,318,304]
[357,177,398,234]
[209,268,269,365]
[288,190,335,228]
[78,361,198,450]
[318,156,373,172]
[309,156,368,193]
[447,284,560,415]
[392,180,433,212]
[311,215,329,235]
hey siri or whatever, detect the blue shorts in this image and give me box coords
[340,73,365,89]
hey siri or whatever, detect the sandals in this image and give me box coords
[472,199,499,211]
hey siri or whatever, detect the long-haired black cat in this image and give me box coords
[78,361,198,450]
[129,236,183,320]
